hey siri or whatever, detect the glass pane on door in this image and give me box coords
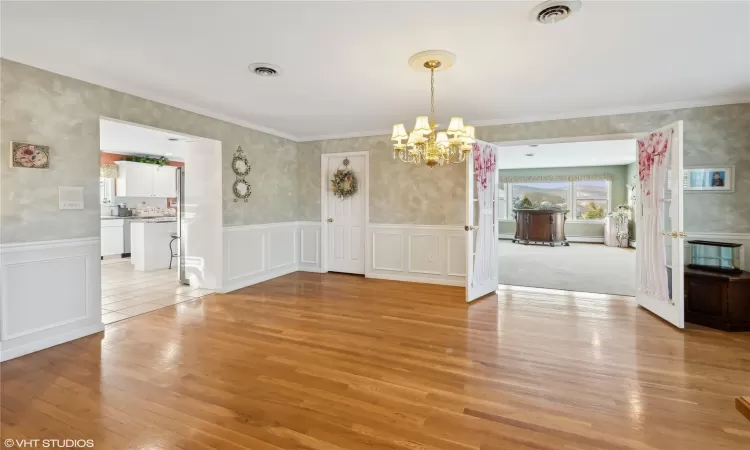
[663,170,673,301]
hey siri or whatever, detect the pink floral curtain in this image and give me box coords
[472,142,498,287]
[637,127,674,302]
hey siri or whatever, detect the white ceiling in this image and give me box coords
[497,139,636,170]
[3,1,749,141]
[100,119,192,160]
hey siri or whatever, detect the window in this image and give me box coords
[573,180,609,220]
[501,179,611,221]
[511,182,569,210]
[497,184,508,220]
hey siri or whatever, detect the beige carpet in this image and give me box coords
[497,240,636,296]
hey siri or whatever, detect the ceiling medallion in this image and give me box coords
[391,50,475,167]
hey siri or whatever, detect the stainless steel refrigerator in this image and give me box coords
[176,167,189,285]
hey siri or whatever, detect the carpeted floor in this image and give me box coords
[497,239,636,296]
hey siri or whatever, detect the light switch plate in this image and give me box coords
[59,186,84,210]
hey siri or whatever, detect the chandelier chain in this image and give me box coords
[430,68,435,123]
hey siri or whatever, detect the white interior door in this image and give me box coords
[466,142,499,302]
[635,121,685,328]
[325,154,365,274]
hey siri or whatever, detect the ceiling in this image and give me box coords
[100,119,193,160]
[3,1,749,141]
[497,139,636,170]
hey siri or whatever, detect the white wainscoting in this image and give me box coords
[221,221,324,293]
[367,224,466,286]
[0,237,103,362]
[299,222,324,273]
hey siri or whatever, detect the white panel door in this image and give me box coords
[326,154,365,274]
[635,121,685,328]
[153,166,177,197]
[466,142,499,302]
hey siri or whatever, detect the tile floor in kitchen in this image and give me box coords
[100,258,214,324]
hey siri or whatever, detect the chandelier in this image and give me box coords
[391,50,475,167]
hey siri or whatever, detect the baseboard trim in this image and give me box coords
[366,272,465,287]
[0,322,104,362]
[220,264,298,293]
[498,234,604,244]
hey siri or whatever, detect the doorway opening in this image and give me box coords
[98,118,222,324]
[494,138,638,296]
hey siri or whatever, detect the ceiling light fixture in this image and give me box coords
[391,50,475,167]
[248,63,282,77]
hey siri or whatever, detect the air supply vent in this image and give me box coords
[248,63,282,77]
[530,0,581,24]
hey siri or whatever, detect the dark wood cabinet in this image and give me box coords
[512,209,569,247]
[684,267,750,331]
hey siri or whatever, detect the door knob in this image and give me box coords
[327,218,333,223]
[464,225,479,231]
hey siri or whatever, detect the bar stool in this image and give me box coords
[169,232,179,269]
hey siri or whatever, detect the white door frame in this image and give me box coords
[491,131,646,293]
[320,151,370,274]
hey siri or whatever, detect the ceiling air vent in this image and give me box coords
[248,63,282,77]
[531,0,581,24]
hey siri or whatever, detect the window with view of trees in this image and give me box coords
[511,182,569,210]
[573,180,608,220]
[504,180,610,220]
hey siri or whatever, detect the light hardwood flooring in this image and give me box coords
[3,272,750,449]
[100,258,213,324]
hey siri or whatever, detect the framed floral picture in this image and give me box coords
[684,166,734,193]
[10,142,50,169]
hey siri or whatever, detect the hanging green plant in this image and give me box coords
[122,155,170,166]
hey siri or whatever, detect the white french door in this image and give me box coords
[635,121,685,328]
[466,142,499,302]
[324,153,366,274]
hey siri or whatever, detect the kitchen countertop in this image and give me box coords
[101,215,174,220]
[130,218,177,223]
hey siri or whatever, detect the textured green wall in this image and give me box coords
[299,104,750,232]
[1,60,298,244]
[497,165,629,238]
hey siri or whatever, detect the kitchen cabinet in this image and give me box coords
[101,219,125,257]
[115,161,176,198]
[153,166,177,197]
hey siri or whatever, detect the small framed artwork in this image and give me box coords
[10,141,50,169]
[684,166,735,193]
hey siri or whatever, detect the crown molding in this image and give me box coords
[4,58,301,142]
[468,97,750,129]
[103,85,301,142]
[296,97,750,143]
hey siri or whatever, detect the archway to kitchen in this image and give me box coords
[98,118,222,324]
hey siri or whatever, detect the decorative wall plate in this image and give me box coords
[233,179,252,202]
[11,142,49,169]
[232,153,251,176]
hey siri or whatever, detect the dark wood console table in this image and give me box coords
[684,266,750,331]
[512,209,569,247]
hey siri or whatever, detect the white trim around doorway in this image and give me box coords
[320,151,370,275]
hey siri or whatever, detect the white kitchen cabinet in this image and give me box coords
[153,166,177,197]
[101,219,125,257]
[115,161,176,198]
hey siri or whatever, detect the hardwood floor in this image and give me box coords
[3,272,750,449]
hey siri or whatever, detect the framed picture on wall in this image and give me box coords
[684,166,735,193]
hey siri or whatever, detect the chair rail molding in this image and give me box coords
[0,237,103,362]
